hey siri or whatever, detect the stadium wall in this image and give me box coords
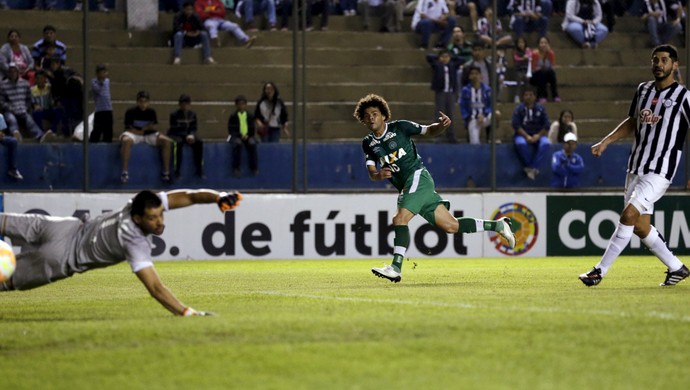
[4,192,690,260]
[1,142,684,191]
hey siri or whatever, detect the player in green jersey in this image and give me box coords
[354,93,515,283]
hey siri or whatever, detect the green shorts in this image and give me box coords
[397,168,450,225]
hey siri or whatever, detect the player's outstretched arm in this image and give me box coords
[135,266,213,316]
[423,111,452,137]
[592,117,635,157]
[166,189,242,212]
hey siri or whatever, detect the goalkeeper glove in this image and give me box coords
[217,191,243,212]
[182,307,216,317]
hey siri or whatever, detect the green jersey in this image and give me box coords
[362,120,428,191]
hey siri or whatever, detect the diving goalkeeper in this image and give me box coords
[0,189,241,316]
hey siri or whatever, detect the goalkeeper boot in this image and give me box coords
[579,267,602,287]
[660,264,690,286]
[497,217,516,249]
[372,264,401,283]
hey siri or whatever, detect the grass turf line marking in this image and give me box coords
[254,291,690,323]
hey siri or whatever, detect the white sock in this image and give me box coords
[642,225,684,272]
[475,219,485,232]
[394,246,407,257]
[596,223,634,276]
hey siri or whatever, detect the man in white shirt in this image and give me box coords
[412,0,457,49]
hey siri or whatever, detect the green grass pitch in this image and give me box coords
[2,257,689,389]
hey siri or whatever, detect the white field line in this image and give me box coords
[253,291,690,323]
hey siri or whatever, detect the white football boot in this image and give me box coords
[497,217,516,249]
[371,264,401,283]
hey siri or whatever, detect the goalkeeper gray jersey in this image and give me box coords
[70,192,168,273]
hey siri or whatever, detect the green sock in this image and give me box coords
[457,218,499,233]
[392,225,409,273]
[391,254,404,273]
[484,220,499,231]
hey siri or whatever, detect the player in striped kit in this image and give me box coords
[354,94,515,283]
[579,44,690,287]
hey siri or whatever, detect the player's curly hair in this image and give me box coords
[353,94,391,123]
[132,190,162,217]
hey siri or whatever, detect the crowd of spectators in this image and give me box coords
[0,0,684,187]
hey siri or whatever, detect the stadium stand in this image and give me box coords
[0,8,672,143]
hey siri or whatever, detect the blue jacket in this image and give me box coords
[551,149,585,188]
[459,82,492,123]
[511,102,550,136]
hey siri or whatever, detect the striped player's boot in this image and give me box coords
[579,267,602,287]
[660,265,690,286]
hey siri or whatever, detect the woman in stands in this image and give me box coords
[529,36,560,103]
[0,29,35,84]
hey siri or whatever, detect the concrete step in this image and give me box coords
[102,99,628,140]
[17,24,681,51]
[71,61,649,85]
[0,9,651,35]
[68,45,679,68]
[104,81,639,104]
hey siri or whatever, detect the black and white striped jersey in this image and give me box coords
[627,81,690,180]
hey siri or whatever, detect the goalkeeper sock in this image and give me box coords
[457,218,498,233]
[391,225,409,273]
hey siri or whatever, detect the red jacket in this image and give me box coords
[195,0,226,21]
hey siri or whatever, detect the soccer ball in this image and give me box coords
[0,240,16,283]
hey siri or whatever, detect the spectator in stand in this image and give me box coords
[35,42,57,72]
[530,35,560,102]
[547,108,578,143]
[168,94,204,179]
[551,132,584,188]
[239,0,278,32]
[33,0,57,10]
[255,81,289,143]
[341,0,357,16]
[460,41,490,87]
[451,0,486,32]
[120,91,173,184]
[0,0,8,9]
[46,58,82,137]
[0,30,35,84]
[73,0,109,12]
[447,26,474,67]
[359,0,405,33]
[172,1,215,65]
[642,0,683,47]
[412,0,457,50]
[31,70,63,136]
[508,0,548,38]
[512,36,532,102]
[0,113,22,180]
[476,6,514,47]
[228,95,259,177]
[31,25,67,66]
[279,0,331,31]
[427,49,458,143]
[90,64,113,143]
[195,0,256,47]
[0,63,53,142]
[512,86,550,180]
[562,0,609,48]
[460,65,497,144]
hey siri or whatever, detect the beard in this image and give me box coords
[654,68,673,82]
